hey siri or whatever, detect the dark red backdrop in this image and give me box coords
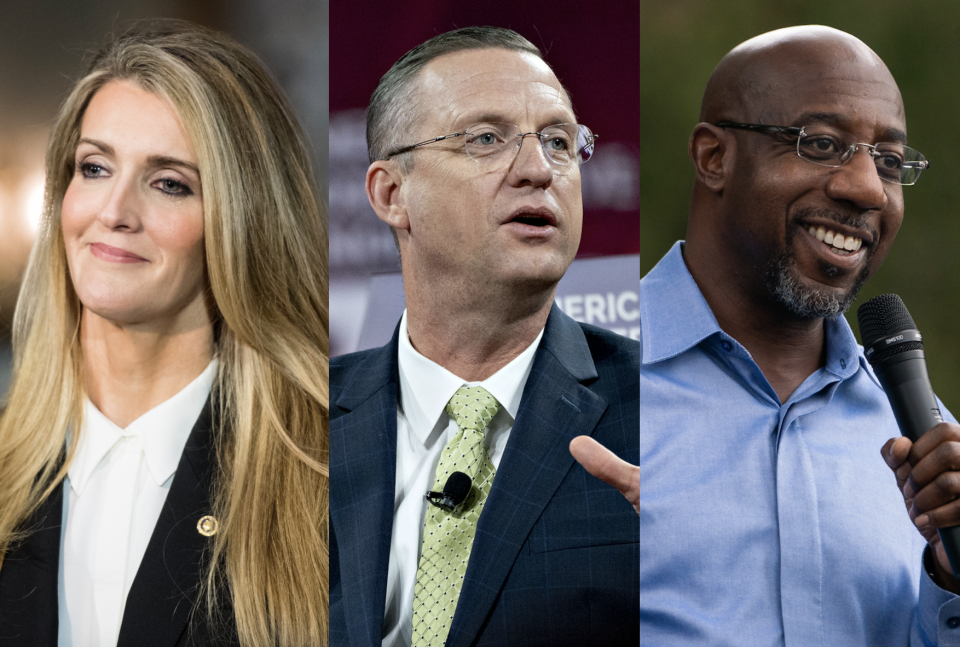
[329,0,640,257]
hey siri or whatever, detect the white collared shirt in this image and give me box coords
[57,360,218,647]
[381,312,544,647]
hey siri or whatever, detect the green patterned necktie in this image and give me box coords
[411,386,500,647]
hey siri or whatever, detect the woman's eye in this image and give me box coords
[79,162,104,178]
[157,178,193,197]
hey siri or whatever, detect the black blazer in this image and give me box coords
[0,399,240,646]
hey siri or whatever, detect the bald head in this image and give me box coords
[684,25,912,327]
[700,26,903,125]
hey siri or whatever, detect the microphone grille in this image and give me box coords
[443,471,472,506]
[857,294,917,347]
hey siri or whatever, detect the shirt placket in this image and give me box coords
[716,333,841,647]
[774,382,840,647]
[92,433,143,641]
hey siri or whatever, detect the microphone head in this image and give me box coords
[857,294,924,365]
[443,471,472,507]
[857,294,916,346]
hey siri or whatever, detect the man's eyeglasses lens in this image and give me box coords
[463,123,596,165]
[796,127,928,186]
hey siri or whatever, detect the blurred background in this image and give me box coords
[329,1,641,357]
[0,0,328,399]
[640,1,960,411]
[8,2,960,406]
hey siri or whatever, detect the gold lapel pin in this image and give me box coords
[197,515,219,537]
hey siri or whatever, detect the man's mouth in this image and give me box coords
[806,225,863,257]
[504,207,557,228]
[512,215,551,227]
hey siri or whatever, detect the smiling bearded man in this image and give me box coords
[638,25,960,646]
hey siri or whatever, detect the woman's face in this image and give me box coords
[62,80,207,329]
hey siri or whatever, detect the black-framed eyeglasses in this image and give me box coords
[715,121,930,186]
[384,122,598,167]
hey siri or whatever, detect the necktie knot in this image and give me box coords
[445,386,500,434]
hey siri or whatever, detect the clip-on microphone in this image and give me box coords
[425,471,472,511]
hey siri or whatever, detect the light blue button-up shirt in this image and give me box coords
[639,242,960,646]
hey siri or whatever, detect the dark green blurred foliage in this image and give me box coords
[640,0,960,410]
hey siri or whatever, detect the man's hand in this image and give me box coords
[569,436,639,514]
[882,422,960,592]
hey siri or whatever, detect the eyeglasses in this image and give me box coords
[715,121,930,186]
[385,122,598,167]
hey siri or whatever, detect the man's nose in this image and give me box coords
[825,145,889,211]
[507,133,554,187]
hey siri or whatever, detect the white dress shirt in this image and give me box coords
[381,312,544,647]
[57,360,217,647]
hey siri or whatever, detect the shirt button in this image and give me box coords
[948,616,960,629]
[721,341,732,352]
[840,358,847,369]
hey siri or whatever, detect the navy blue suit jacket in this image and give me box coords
[330,306,639,646]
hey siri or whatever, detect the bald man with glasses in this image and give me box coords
[329,27,639,647]
[638,25,960,646]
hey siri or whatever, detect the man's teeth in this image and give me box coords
[807,225,863,256]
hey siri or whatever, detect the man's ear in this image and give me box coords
[366,160,409,232]
[688,123,732,193]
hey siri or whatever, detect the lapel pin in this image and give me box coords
[197,515,219,537]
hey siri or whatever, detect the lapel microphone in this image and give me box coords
[857,293,960,576]
[426,471,472,511]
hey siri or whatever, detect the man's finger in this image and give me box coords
[569,436,639,513]
[882,436,913,483]
[883,436,909,469]
[909,422,960,464]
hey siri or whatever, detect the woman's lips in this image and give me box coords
[89,242,148,263]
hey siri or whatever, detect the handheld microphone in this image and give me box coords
[425,471,472,511]
[857,293,960,576]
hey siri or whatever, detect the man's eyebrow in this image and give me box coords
[793,112,908,144]
[77,138,200,175]
[459,111,578,128]
[462,113,510,125]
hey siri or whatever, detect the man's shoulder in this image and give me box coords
[574,321,640,365]
[330,342,397,405]
[564,321,640,398]
[331,346,385,370]
[331,347,380,379]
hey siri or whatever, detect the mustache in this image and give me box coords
[793,207,879,244]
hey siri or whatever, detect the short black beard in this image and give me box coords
[765,210,873,319]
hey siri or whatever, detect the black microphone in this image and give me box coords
[857,293,960,576]
[425,471,472,511]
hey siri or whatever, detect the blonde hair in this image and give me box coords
[0,21,329,645]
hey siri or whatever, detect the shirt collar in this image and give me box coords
[397,310,544,445]
[641,241,862,382]
[69,359,218,496]
[640,241,722,364]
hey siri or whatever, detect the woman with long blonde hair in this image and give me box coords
[0,20,328,646]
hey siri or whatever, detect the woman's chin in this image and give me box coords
[81,300,156,328]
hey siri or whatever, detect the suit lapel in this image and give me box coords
[330,331,400,647]
[0,481,63,647]
[447,308,608,647]
[117,399,217,647]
